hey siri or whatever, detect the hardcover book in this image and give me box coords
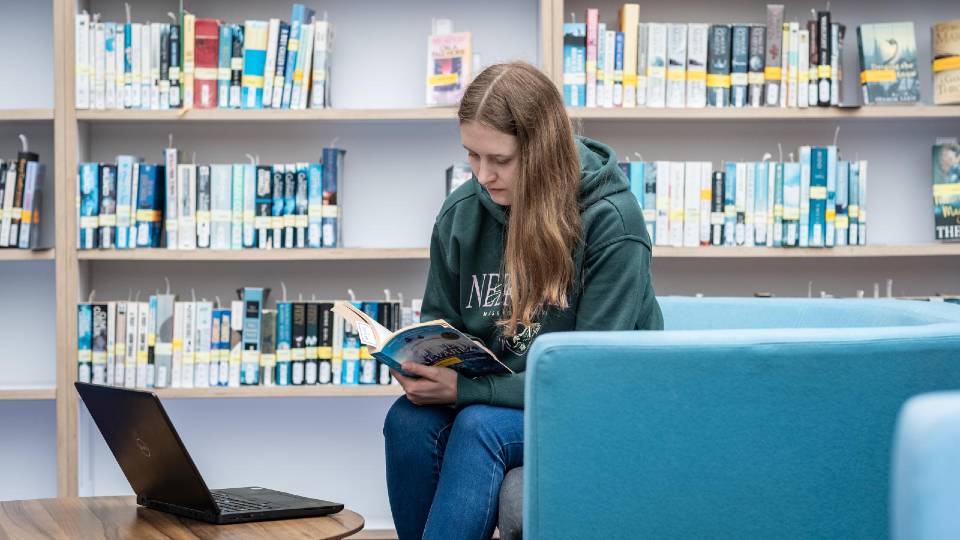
[933,20,960,105]
[933,141,960,241]
[857,22,920,104]
[426,31,471,107]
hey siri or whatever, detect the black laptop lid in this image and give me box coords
[75,383,217,513]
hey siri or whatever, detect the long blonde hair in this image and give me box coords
[458,62,582,338]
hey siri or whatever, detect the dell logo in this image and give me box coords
[135,436,151,458]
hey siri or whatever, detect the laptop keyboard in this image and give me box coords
[212,491,276,513]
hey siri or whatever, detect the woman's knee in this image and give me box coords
[383,395,420,439]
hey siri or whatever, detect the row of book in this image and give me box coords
[619,148,868,248]
[77,146,344,250]
[75,3,331,111]
[0,147,44,250]
[77,287,423,389]
[563,4,852,109]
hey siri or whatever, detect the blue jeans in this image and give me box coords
[383,396,524,540]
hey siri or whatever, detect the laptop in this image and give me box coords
[75,382,344,524]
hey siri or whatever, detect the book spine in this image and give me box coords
[127,23,140,108]
[290,302,306,384]
[145,295,157,388]
[627,161,644,209]
[603,29,615,107]
[666,24,687,108]
[359,302,379,384]
[683,161,700,247]
[830,23,842,106]
[94,22,105,109]
[779,23,789,107]
[318,303,334,384]
[241,287,263,385]
[281,6,305,109]
[307,162,323,248]
[115,156,135,249]
[797,30,810,108]
[646,23,667,108]
[808,21,819,108]
[596,24,606,108]
[858,160,867,245]
[783,162,801,246]
[154,294,175,388]
[295,164,309,247]
[710,169,724,246]
[98,164,117,249]
[77,304,93,383]
[275,302,292,385]
[654,160,669,246]
[668,162,684,247]
[107,302,118,383]
[182,13,195,108]
[642,162,656,244]
[283,164,296,247]
[196,165,211,248]
[168,24,181,108]
[773,162,784,246]
[613,31,624,107]
[124,302,138,387]
[134,300,149,388]
[754,162,769,245]
[193,19,219,109]
[563,23,587,107]
[255,165,273,248]
[748,25,766,107]
[162,148,178,248]
[231,164,244,249]
[799,145,812,247]
[0,165,12,247]
[194,301,212,387]
[686,24,708,109]
[730,25,749,107]
[159,24,170,109]
[744,161,756,246]
[585,9,598,108]
[787,22,799,108]
[91,303,108,384]
[78,163,99,249]
[241,20,268,109]
[76,13,91,108]
[835,160,849,246]
[242,163,257,248]
[291,22,314,110]
[735,162,747,245]
[271,165,285,247]
[139,24,150,108]
[180,302,195,388]
[825,146,837,247]
[114,302,126,385]
[321,148,344,248]
[177,164,197,250]
[215,309,230,386]
[151,23,162,109]
[309,21,331,109]
[18,162,43,249]
[228,301,242,387]
[698,162,712,245]
[229,25,244,108]
[723,162,737,245]
[636,23,648,107]
[809,147,828,247]
[620,4,639,107]
[304,302,319,384]
[217,24,232,108]
[262,19,281,108]
[817,11,832,106]
[259,309,276,386]
[764,5,784,106]
[104,23,117,109]
[271,24,291,108]
[707,25,731,108]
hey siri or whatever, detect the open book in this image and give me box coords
[331,301,513,379]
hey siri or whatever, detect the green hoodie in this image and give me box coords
[422,136,663,409]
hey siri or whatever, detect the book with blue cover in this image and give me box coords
[563,22,587,107]
[79,163,100,249]
[321,147,344,248]
[241,20,269,109]
[933,141,960,241]
[217,24,233,108]
[856,22,920,104]
[135,164,163,247]
[332,301,511,380]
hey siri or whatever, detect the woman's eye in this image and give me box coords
[468,153,479,159]
[495,159,511,166]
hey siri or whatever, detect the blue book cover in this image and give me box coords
[723,162,737,245]
[849,162,860,244]
[79,163,100,249]
[933,142,960,241]
[98,164,118,249]
[798,146,811,247]
[269,23,291,108]
[282,164,296,247]
[271,165,285,247]
[340,301,363,384]
[808,146,827,247]
[307,162,324,248]
[614,31,624,106]
[643,163,657,244]
[782,162,801,246]
[628,162,644,207]
[281,4,314,109]
[835,160,850,246]
[359,302,381,384]
[857,22,920,104]
[321,147,345,248]
[77,304,93,383]
[825,146,838,247]
[707,25,732,107]
[275,302,292,385]
[295,164,309,248]
[773,162,784,247]
[123,22,133,105]
[562,23,586,107]
[241,287,264,385]
[254,165,273,248]
[217,24,233,108]
[116,155,136,249]
[730,25,750,107]
[135,164,163,248]
[241,20,269,109]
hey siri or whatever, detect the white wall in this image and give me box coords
[0,401,57,501]
[0,0,54,109]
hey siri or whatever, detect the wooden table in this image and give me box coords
[0,496,364,539]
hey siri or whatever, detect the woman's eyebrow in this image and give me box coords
[462,145,513,159]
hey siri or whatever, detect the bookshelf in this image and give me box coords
[0,0,950,535]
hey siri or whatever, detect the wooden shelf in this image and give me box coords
[77,247,429,262]
[568,105,960,121]
[76,107,458,122]
[0,248,54,261]
[0,387,57,401]
[0,108,55,121]
[653,245,960,258]
[153,385,403,399]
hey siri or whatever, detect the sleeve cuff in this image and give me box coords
[455,375,493,407]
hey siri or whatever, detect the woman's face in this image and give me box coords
[460,120,519,206]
